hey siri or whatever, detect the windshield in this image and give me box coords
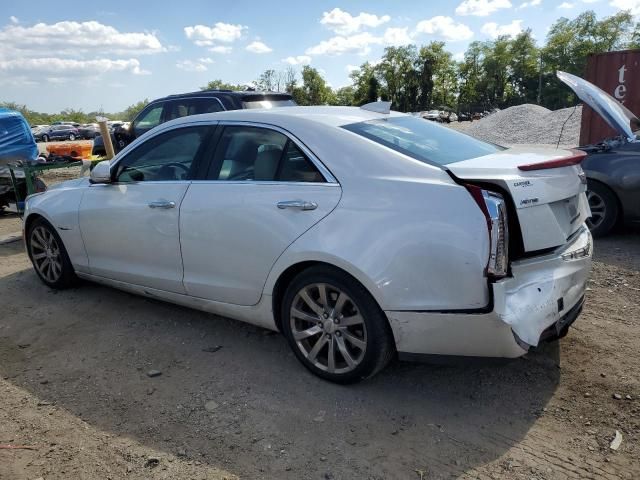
[343,116,503,166]
[242,99,297,109]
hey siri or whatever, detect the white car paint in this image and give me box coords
[24,106,592,361]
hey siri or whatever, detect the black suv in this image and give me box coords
[92,90,296,156]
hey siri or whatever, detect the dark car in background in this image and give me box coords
[558,71,640,236]
[34,125,80,142]
[78,123,100,139]
[92,90,297,156]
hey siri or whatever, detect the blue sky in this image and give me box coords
[0,0,633,113]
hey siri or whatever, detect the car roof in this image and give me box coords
[157,89,294,102]
[166,106,406,129]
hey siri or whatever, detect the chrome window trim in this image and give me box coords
[109,119,339,186]
[213,120,339,184]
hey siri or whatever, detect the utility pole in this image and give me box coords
[537,54,543,105]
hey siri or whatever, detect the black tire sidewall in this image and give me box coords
[587,180,618,237]
[281,266,394,384]
[27,217,76,289]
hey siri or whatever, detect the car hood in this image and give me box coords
[557,70,639,142]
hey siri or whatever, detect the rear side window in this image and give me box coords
[165,98,224,121]
[207,126,324,182]
[342,116,503,166]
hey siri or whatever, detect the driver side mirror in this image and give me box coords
[90,160,112,184]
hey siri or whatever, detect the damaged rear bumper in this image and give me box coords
[387,226,592,359]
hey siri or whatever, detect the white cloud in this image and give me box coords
[282,55,311,65]
[320,8,390,35]
[346,64,360,73]
[456,0,513,16]
[208,45,232,54]
[481,19,523,38]
[415,16,474,41]
[176,59,209,72]
[517,0,541,9]
[0,57,149,76]
[558,1,575,7]
[453,52,465,61]
[184,22,246,45]
[382,27,412,46]
[9,16,18,24]
[306,32,382,56]
[198,57,214,64]
[609,0,640,13]
[0,20,164,56]
[246,41,272,53]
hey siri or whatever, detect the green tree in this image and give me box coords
[293,66,333,105]
[121,99,150,121]
[200,79,243,91]
[332,86,355,106]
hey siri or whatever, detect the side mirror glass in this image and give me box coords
[90,160,112,184]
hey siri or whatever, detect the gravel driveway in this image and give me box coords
[1,217,639,479]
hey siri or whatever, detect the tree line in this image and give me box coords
[204,10,639,113]
[4,9,638,126]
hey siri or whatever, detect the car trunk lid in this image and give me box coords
[447,146,590,252]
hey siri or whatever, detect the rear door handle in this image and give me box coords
[148,200,176,209]
[277,200,318,211]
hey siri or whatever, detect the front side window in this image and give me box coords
[207,126,324,182]
[343,116,503,166]
[115,126,211,182]
[133,104,163,137]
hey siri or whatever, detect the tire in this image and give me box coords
[586,180,618,237]
[69,134,76,141]
[42,134,49,142]
[26,217,76,289]
[281,266,395,384]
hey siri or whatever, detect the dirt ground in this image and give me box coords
[0,175,639,479]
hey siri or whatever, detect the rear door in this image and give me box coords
[180,123,341,305]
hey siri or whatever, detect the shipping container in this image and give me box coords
[581,49,640,145]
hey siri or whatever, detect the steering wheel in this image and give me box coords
[158,162,190,180]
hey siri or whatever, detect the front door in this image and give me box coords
[79,125,214,293]
[180,124,341,305]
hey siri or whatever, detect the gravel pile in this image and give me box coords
[452,104,582,147]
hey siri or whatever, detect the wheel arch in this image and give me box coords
[270,260,390,337]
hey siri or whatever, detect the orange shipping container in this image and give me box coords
[45,142,92,159]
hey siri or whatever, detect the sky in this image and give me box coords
[1,0,635,113]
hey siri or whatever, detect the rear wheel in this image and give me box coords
[27,217,76,289]
[69,134,76,141]
[281,266,395,384]
[586,180,618,237]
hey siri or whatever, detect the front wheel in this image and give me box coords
[27,217,76,289]
[42,134,49,142]
[586,181,618,237]
[281,266,395,384]
[68,134,76,141]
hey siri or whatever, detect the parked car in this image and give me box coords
[24,103,592,383]
[421,110,441,121]
[78,123,100,139]
[34,125,80,142]
[92,90,297,156]
[557,71,640,236]
[439,111,458,123]
[31,125,50,141]
[51,121,81,127]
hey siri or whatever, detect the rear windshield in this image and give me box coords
[343,116,503,166]
[242,99,297,109]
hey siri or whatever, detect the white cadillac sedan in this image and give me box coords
[23,103,592,383]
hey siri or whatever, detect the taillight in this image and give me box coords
[465,185,509,278]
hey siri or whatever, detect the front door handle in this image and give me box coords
[277,200,318,211]
[148,200,176,209]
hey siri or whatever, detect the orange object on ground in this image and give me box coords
[45,142,92,159]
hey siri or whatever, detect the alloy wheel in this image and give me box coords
[290,283,367,374]
[30,225,63,283]
[586,190,606,230]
